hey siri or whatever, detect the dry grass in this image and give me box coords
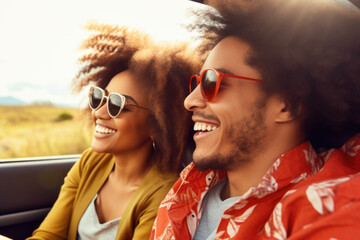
[0,105,93,159]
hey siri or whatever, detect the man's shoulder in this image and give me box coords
[299,133,360,185]
[263,173,360,239]
[264,134,360,238]
[281,133,360,214]
[281,172,360,211]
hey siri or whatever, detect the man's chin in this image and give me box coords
[192,148,242,171]
[192,154,231,171]
[193,160,212,171]
[192,152,213,171]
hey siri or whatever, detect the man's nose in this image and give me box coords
[184,85,206,111]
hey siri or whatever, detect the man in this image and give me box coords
[151,0,360,239]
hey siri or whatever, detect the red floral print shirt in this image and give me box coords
[151,134,360,240]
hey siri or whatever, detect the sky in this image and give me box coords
[0,0,205,108]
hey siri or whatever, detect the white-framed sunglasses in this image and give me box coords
[88,86,148,118]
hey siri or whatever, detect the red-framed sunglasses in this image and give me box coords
[189,68,262,102]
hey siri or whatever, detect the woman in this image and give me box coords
[27,22,201,240]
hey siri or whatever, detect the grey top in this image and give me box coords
[193,179,240,240]
[77,194,121,240]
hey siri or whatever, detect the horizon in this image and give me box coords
[0,95,79,108]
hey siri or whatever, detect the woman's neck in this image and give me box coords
[111,140,153,186]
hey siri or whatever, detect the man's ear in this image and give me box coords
[275,102,293,123]
[274,98,300,123]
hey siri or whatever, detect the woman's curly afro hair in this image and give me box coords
[73,22,202,172]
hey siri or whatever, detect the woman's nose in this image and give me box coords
[93,101,111,119]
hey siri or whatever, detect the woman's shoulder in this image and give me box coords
[78,147,114,170]
[148,166,179,184]
[132,167,178,210]
[136,166,178,196]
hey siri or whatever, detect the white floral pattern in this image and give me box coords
[306,176,351,215]
[151,134,360,240]
[319,149,335,163]
[290,172,308,183]
[341,139,360,157]
[303,145,323,174]
[270,203,287,240]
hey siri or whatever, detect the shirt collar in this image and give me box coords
[180,141,322,200]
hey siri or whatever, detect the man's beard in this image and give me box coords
[193,97,267,171]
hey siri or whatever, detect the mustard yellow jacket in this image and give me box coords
[27,148,178,240]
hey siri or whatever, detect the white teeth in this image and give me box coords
[193,122,217,132]
[95,125,116,134]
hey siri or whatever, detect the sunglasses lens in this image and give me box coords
[108,94,123,117]
[201,70,217,100]
[190,76,199,93]
[89,87,103,109]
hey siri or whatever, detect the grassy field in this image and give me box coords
[0,105,93,159]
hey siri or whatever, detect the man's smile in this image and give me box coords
[193,121,219,141]
[193,122,218,132]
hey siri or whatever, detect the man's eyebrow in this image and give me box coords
[216,68,235,75]
[198,68,235,75]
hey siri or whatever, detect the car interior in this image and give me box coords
[0,155,79,239]
[1,0,359,240]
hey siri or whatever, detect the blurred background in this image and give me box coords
[0,0,204,159]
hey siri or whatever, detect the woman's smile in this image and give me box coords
[94,124,117,138]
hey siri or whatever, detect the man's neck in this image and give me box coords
[223,132,306,199]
